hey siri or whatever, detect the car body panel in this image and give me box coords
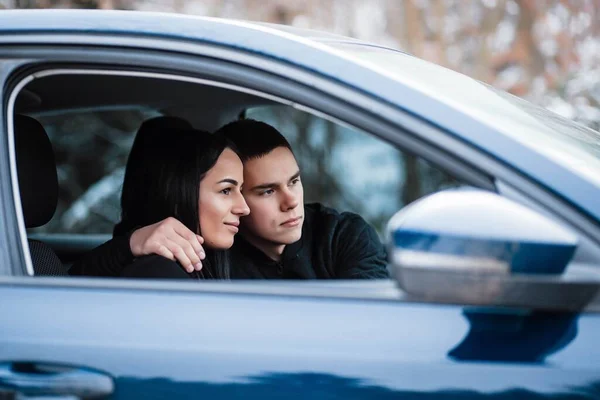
[1,280,600,398]
[0,10,598,222]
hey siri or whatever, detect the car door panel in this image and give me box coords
[1,282,599,399]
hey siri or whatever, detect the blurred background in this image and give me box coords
[5,0,600,130]
[7,0,600,235]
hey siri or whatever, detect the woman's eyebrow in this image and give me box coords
[217,178,239,185]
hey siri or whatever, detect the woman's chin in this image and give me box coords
[205,236,235,250]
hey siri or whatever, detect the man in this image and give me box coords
[71,119,388,279]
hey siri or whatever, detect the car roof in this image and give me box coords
[0,9,598,222]
[0,9,369,43]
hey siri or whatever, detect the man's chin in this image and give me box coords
[278,229,302,245]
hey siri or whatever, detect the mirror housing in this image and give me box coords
[385,189,594,309]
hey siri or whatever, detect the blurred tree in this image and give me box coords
[13,0,132,8]
[8,0,599,128]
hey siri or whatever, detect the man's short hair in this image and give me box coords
[215,119,293,162]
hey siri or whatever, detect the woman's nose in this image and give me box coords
[233,192,250,216]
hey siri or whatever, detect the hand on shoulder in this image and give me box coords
[129,217,205,273]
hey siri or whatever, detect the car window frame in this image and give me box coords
[1,38,599,309]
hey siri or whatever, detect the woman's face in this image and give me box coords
[198,148,250,249]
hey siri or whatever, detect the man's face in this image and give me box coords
[241,147,304,246]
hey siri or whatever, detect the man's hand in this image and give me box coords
[129,217,205,273]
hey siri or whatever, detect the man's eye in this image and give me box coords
[221,188,231,195]
[290,178,300,186]
[261,189,274,196]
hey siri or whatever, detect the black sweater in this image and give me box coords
[69,203,389,280]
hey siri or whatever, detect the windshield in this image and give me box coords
[331,43,600,187]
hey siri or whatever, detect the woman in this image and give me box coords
[116,126,249,280]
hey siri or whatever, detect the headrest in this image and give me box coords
[15,115,58,228]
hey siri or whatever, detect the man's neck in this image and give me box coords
[240,234,286,261]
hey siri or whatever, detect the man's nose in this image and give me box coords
[280,187,299,211]
[233,192,250,216]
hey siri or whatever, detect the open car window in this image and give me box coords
[246,106,463,236]
[13,71,470,278]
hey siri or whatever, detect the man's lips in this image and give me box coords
[281,216,302,227]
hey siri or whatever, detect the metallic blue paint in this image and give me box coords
[0,10,598,221]
[2,283,600,398]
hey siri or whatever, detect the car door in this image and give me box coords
[4,279,600,399]
[1,29,600,400]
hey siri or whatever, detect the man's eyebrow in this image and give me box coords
[251,171,301,191]
[288,171,301,182]
[250,182,277,191]
[217,178,239,185]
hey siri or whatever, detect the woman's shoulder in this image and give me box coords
[121,254,192,279]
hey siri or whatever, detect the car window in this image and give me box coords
[246,106,463,236]
[13,70,465,281]
[27,108,160,234]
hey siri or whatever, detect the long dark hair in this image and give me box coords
[115,121,235,279]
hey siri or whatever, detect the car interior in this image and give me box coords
[7,70,473,278]
[7,65,600,293]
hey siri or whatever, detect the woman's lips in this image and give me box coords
[224,222,239,233]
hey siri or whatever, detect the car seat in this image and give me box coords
[15,115,68,276]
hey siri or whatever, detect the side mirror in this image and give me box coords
[386,189,597,310]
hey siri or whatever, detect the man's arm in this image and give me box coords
[333,214,389,279]
[68,233,135,277]
[69,217,206,277]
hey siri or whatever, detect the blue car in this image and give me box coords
[1,9,600,399]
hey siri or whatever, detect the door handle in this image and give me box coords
[0,362,114,399]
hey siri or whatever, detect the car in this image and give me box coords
[1,8,600,399]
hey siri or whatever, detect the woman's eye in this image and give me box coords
[221,188,231,195]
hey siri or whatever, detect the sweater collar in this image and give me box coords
[234,232,304,265]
